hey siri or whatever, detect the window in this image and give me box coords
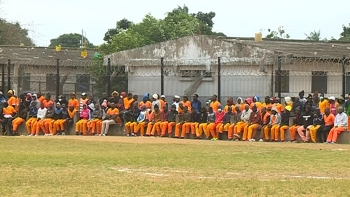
[180,70,212,78]
[312,71,327,93]
[346,72,350,94]
[275,70,289,93]
[21,73,31,91]
[76,74,90,92]
[46,74,56,91]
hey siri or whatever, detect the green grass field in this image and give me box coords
[0,136,349,197]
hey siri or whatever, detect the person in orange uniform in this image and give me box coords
[2,102,17,135]
[33,102,47,136]
[12,103,29,135]
[75,104,90,135]
[175,106,192,138]
[161,105,177,137]
[273,98,284,115]
[243,105,261,141]
[261,96,272,110]
[68,92,79,111]
[123,93,135,111]
[289,107,304,142]
[124,102,140,136]
[139,95,152,110]
[64,105,77,135]
[212,106,225,140]
[55,104,68,135]
[236,97,245,112]
[326,107,348,144]
[160,95,167,109]
[224,98,236,114]
[257,107,271,142]
[251,96,262,111]
[37,92,45,104]
[159,105,169,137]
[228,106,242,140]
[148,105,162,136]
[263,107,281,142]
[26,99,39,135]
[100,102,120,136]
[234,105,251,140]
[180,95,192,112]
[51,103,64,135]
[134,106,149,137]
[7,90,17,111]
[318,108,335,143]
[40,103,55,136]
[210,95,221,112]
[277,105,292,142]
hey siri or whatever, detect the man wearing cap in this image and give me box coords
[109,91,120,107]
[326,107,348,144]
[79,93,88,113]
[276,105,291,142]
[328,96,338,116]
[191,94,201,113]
[7,90,17,112]
[160,95,167,109]
[173,95,180,111]
[68,92,79,111]
[151,94,161,112]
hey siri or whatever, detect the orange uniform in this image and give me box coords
[210,101,221,112]
[139,101,152,109]
[68,99,79,110]
[123,98,134,110]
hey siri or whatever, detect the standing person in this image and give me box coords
[37,92,45,104]
[75,104,90,135]
[209,94,221,112]
[263,108,281,142]
[173,95,181,111]
[195,107,208,139]
[292,97,303,115]
[212,106,225,140]
[203,107,215,139]
[123,93,134,111]
[161,105,177,137]
[64,105,77,135]
[326,107,348,144]
[79,93,88,113]
[52,103,63,135]
[57,95,68,107]
[12,102,29,135]
[308,108,324,143]
[151,94,161,112]
[26,100,39,135]
[224,98,236,114]
[124,102,140,136]
[243,105,261,141]
[2,102,16,135]
[261,96,272,110]
[318,108,335,143]
[68,92,79,111]
[297,105,314,142]
[319,93,329,114]
[40,103,55,136]
[43,93,54,109]
[277,105,292,142]
[100,102,120,136]
[328,96,338,116]
[33,102,47,136]
[191,94,201,113]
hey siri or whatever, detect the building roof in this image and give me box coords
[0,45,97,65]
[223,37,350,59]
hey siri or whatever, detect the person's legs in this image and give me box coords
[104,120,116,135]
[160,121,168,136]
[7,118,13,135]
[279,125,289,142]
[97,120,102,135]
[208,123,216,139]
[289,126,297,141]
[263,126,271,141]
[49,120,55,135]
[242,124,249,141]
[271,125,280,141]
[100,120,107,135]
[326,128,335,142]
[1,118,7,135]
[125,122,131,134]
[248,124,259,140]
[322,126,333,143]
[309,125,321,143]
[297,126,307,142]
[168,122,175,136]
[82,120,88,135]
[174,123,181,137]
[12,117,24,133]
[228,124,235,140]
[332,127,345,143]
[26,118,36,134]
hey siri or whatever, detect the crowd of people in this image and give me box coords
[0,89,349,144]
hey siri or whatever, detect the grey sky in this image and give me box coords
[2,0,350,47]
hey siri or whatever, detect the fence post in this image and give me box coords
[7,59,11,92]
[342,55,347,99]
[277,56,282,99]
[160,57,164,96]
[56,59,60,101]
[107,58,111,95]
[217,57,221,102]
[2,62,5,92]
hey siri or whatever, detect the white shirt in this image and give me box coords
[173,102,180,112]
[241,109,252,123]
[334,112,348,128]
[37,108,47,119]
[152,100,161,111]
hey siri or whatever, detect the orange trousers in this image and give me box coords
[278,125,289,141]
[76,119,88,135]
[146,122,155,136]
[264,125,279,141]
[12,117,25,132]
[196,123,207,138]
[26,117,37,135]
[160,121,176,136]
[191,123,199,135]
[308,125,321,143]
[34,119,45,135]
[243,124,260,141]
[228,124,235,139]
[88,119,102,134]
[204,123,216,138]
[289,125,299,141]
[54,119,66,134]
[125,121,137,134]
[214,123,223,138]
[39,119,54,135]
[327,127,346,143]
[178,122,192,138]
[134,122,146,136]
[235,122,247,135]
[151,122,162,136]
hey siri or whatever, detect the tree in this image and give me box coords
[103,18,133,44]
[339,24,350,41]
[305,30,324,41]
[49,33,94,48]
[0,19,34,46]
[266,26,290,39]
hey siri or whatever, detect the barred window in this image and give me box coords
[312,71,327,93]
[180,70,212,78]
[76,74,90,92]
[275,70,289,93]
[46,74,56,91]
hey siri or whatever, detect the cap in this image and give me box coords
[183,95,188,98]
[285,106,292,111]
[271,107,278,112]
[328,96,335,100]
[160,95,165,98]
[70,92,75,95]
[81,92,87,96]
[193,94,198,97]
[0,91,3,95]
[32,94,37,97]
[111,91,119,96]
[7,90,13,94]
[152,94,158,99]
[174,95,180,99]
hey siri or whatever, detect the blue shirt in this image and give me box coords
[29,106,38,117]
[191,100,202,112]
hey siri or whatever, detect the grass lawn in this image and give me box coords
[0,136,350,197]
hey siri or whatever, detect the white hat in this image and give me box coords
[174,95,180,99]
[82,92,87,96]
[328,96,335,100]
[32,94,37,97]
[160,95,165,98]
[0,91,3,95]
[271,107,278,112]
[152,94,158,99]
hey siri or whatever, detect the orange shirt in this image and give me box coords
[250,102,262,110]
[270,115,277,124]
[3,106,16,115]
[224,105,236,114]
[324,114,335,126]
[68,109,76,119]
[107,108,119,116]
[235,103,245,113]
[38,96,45,104]
[160,100,165,109]
[181,101,192,111]
[262,112,270,125]
[210,101,220,112]
[274,103,283,114]
[68,99,79,110]
[43,99,54,108]
[261,103,273,110]
[319,100,329,114]
[8,96,16,107]
[139,101,152,109]
[123,98,134,110]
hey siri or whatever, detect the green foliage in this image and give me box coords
[49,33,94,48]
[103,18,133,44]
[0,19,34,46]
[266,26,290,39]
[305,30,325,41]
[339,24,350,41]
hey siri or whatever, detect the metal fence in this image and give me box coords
[0,56,348,102]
